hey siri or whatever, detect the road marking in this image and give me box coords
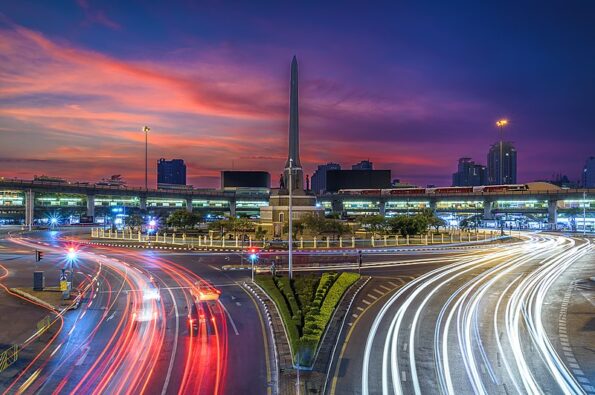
[218,300,239,335]
[106,312,116,321]
[75,346,90,366]
[362,299,371,305]
[352,313,358,318]
[372,288,384,296]
[366,293,378,300]
[401,371,406,382]
[50,344,62,357]
[357,306,364,312]
[388,281,399,287]
[208,265,221,271]
[379,284,391,292]
[235,302,241,306]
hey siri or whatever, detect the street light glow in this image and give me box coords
[496,119,508,127]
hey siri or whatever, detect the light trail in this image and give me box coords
[361,233,593,395]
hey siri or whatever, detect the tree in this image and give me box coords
[386,215,427,236]
[127,214,144,230]
[358,215,387,235]
[283,220,305,237]
[566,207,581,231]
[166,210,200,230]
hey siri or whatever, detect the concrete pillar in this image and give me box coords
[140,196,147,211]
[379,201,386,217]
[548,200,558,230]
[483,199,494,220]
[172,233,176,244]
[406,235,409,245]
[138,231,141,242]
[249,236,252,248]
[339,237,343,248]
[185,198,193,213]
[396,235,399,246]
[86,195,95,219]
[351,236,355,248]
[229,200,236,218]
[235,236,239,247]
[313,237,317,249]
[384,235,388,246]
[429,199,437,212]
[371,236,375,247]
[25,189,34,230]
[301,237,304,249]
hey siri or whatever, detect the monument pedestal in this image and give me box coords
[260,192,323,238]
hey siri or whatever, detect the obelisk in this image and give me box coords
[284,56,304,194]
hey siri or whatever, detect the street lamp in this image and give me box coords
[285,158,299,280]
[142,126,151,190]
[496,119,508,185]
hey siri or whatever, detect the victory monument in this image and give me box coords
[260,56,322,237]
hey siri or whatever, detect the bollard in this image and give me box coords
[313,237,317,249]
[326,237,330,248]
[384,235,388,246]
[138,231,141,242]
[352,236,355,248]
[210,235,213,247]
[235,236,239,247]
[300,237,304,249]
[222,237,225,247]
[396,235,399,246]
[339,237,343,248]
[406,235,409,245]
[249,236,252,248]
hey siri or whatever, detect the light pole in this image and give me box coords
[142,126,151,190]
[583,191,587,236]
[496,119,508,184]
[287,158,295,280]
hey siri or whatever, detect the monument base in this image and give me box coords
[260,193,323,238]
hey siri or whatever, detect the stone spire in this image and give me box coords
[284,56,304,193]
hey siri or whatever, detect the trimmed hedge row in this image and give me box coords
[257,272,360,367]
[255,275,300,350]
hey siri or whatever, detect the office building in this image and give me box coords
[583,157,595,188]
[326,169,391,192]
[452,157,487,186]
[221,171,270,189]
[157,158,186,188]
[487,141,517,185]
[352,160,373,170]
[311,163,341,194]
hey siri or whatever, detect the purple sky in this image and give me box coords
[1,1,594,187]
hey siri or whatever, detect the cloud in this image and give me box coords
[76,0,121,30]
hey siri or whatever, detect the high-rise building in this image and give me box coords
[157,158,186,187]
[221,171,270,189]
[452,157,487,186]
[583,156,595,188]
[326,169,391,192]
[311,163,341,194]
[487,141,517,185]
[352,160,373,170]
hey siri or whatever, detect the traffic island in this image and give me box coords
[10,287,81,312]
[253,272,363,394]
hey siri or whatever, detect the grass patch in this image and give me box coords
[256,271,360,367]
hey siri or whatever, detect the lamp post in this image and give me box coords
[142,126,150,190]
[583,191,587,236]
[496,119,508,184]
[287,158,295,280]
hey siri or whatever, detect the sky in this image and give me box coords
[1,1,594,188]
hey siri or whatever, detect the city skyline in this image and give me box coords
[1,2,594,187]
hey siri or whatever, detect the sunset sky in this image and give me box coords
[1,1,594,188]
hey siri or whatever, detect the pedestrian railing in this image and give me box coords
[91,227,499,250]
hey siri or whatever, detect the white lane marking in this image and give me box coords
[401,371,406,382]
[75,346,90,366]
[106,311,116,321]
[50,344,62,357]
[379,284,392,292]
[209,265,221,271]
[218,300,239,335]
[362,299,371,305]
[357,306,365,312]
[367,293,378,301]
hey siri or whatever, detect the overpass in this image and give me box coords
[0,178,593,230]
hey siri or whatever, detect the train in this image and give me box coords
[337,184,529,196]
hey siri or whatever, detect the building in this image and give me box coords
[326,169,391,192]
[452,157,487,186]
[221,171,270,189]
[352,160,373,170]
[487,141,517,185]
[311,163,341,194]
[157,159,186,188]
[583,156,595,188]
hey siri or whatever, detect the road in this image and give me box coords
[0,229,271,395]
[329,233,595,394]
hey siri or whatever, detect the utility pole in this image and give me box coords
[142,126,150,190]
[288,158,294,280]
[583,191,587,236]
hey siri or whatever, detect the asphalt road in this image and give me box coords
[329,233,595,395]
[0,229,271,395]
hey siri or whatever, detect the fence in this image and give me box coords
[91,227,499,250]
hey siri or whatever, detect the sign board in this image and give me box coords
[33,271,44,291]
